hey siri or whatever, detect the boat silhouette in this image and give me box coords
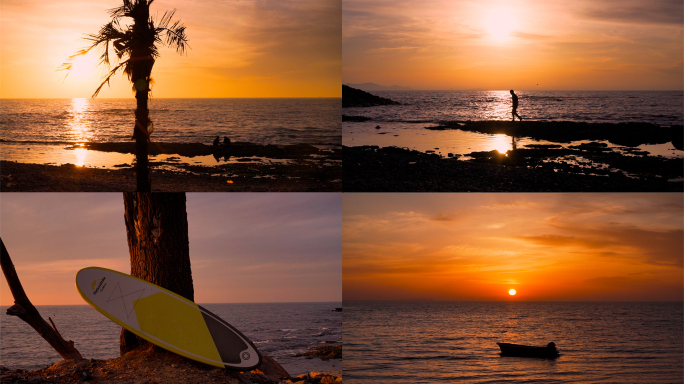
[497,342,559,358]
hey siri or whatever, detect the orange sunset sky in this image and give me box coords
[343,0,684,90]
[343,193,683,301]
[1,0,341,98]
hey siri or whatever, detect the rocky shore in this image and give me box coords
[343,119,683,192]
[294,346,342,361]
[430,120,683,149]
[343,145,683,192]
[0,141,341,192]
[83,141,331,159]
[0,346,342,384]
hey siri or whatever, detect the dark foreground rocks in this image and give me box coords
[0,346,342,384]
[342,85,400,108]
[0,159,341,192]
[343,146,683,192]
[84,141,330,160]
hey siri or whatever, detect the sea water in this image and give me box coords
[343,90,684,157]
[0,98,341,167]
[344,301,683,384]
[0,302,341,376]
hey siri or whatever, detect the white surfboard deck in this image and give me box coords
[75,267,261,370]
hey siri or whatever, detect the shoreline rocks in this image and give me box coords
[429,120,683,149]
[83,141,333,160]
[294,346,342,361]
[343,145,682,192]
[342,85,400,108]
[0,160,342,192]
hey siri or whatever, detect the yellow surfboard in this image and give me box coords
[75,267,261,370]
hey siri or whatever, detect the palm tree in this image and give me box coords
[61,0,188,192]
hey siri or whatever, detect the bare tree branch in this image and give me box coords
[0,238,84,362]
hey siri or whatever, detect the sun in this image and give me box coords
[484,8,516,43]
[66,53,98,79]
[508,289,516,296]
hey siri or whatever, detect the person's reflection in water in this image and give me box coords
[510,90,523,121]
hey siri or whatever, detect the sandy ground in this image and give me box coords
[0,161,341,192]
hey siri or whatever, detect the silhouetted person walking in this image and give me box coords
[510,90,522,121]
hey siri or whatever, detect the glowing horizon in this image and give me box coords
[1,0,342,99]
[343,194,683,302]
[343,0,683,91]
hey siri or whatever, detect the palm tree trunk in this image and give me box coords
[134,90,151,192]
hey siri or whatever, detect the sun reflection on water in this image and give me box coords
[492,133,512,154]
[74,147,87,167]
[67,98,93,142]
[480,91,511,120]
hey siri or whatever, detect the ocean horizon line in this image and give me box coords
[0,96,342,100]
[343,87,683,92]
[0,301,342,307]
[343,299,683,303]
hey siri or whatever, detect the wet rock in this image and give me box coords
[430,120,679,148]
[570,142,611,152]
[342,115,371,122]
[84,141,323,160]
[293,346,341,361]
[343,145,682,192]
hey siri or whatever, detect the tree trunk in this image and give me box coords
[131,2,154,192]
[133,90,151,192]
[0,238,84,361]
[120,193,194,355]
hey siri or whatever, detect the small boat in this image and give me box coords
[497,342,559,358]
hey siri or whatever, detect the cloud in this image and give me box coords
[197,0,341,81]
[580,0,684,26]
[516,234,581,247]
[527,224,683,268]
[430,213,456,222]
[512,32,551,40]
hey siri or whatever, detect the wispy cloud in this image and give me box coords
[579,0,684,26]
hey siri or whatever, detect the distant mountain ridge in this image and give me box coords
[345,83,412,91]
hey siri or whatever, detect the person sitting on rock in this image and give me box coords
[223,136,231,146]
[213,136,220,146]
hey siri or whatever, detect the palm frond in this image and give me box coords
[84,21,129,68]
[60,0,188,98]
[108,0,135,18]
[92,59,130,98]
[155,10,190,55]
